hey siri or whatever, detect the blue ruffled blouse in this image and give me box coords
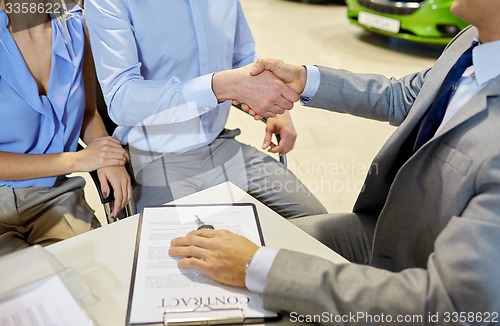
[0,7,86,187]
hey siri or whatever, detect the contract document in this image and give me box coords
[127,203,279,325]
[0,275,94,326]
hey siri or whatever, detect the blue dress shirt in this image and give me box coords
[0,7,86,188]
[85,0,257,171]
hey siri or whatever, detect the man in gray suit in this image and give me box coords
[169,0,500,323]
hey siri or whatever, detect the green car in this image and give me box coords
[346,0,468,45]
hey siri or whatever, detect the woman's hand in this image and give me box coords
[75,136,129,172]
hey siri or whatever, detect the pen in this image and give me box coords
[194,215,214,230]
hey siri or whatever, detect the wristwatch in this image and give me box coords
[245,256,253,273]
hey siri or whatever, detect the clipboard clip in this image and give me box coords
[163,304,245,325]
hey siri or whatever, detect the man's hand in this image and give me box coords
[250,59,307,94]
[238,59,307,119]
[263,111,297,155]
[169,229,259,288]
[213,64,299,118]
[96,165,132,217]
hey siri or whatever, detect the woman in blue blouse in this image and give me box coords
[0,2,131,255]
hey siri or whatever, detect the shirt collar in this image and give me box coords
[0,9,7,29]
[0,10,11,57]
[473,39,500,85]
[51,18,72,64]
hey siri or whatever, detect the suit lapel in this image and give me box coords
[397,28,488,155]
[402,27,479,133]
[414,74,500,156]
[435,76,500,138]
[354,28,482,212]
[371,56,464,174]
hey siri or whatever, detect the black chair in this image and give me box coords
[88,82,136,223]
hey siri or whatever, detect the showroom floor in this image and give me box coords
[80,0,446,222]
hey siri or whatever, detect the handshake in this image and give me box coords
[212,59,307,120]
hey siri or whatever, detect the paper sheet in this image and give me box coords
[0,274,93,326]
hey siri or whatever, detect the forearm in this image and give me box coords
[0,152,77,181]
[307,66,428,126]
[80,109,109,144]
[264,204,500,326]
[106,76,218,127]
[264,250,432,325]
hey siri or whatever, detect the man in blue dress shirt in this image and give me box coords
[85,0,327,218]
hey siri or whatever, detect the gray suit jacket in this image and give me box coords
[264,26,500,324]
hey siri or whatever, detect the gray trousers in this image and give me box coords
[0,176,100,256]
[132,129,327,219]
[292,213,377,264]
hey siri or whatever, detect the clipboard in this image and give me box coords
[126,203,281,326]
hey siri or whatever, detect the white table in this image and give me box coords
[47,182,347,326]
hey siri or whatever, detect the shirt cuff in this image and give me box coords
[301,65,320,104]
[245,246,279,294]
[182,74,219,115]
